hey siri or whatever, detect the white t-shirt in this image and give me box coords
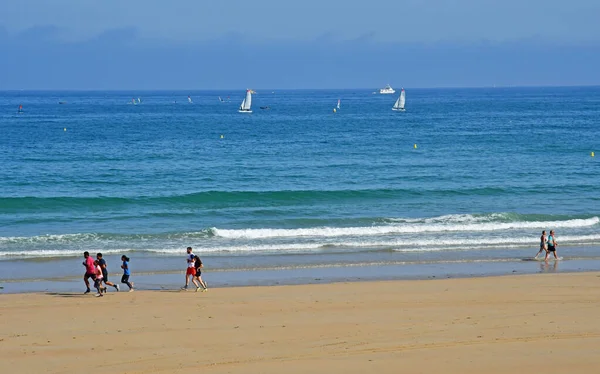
[187,253,195,268]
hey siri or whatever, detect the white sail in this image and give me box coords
[399,89,405,109]
[393,89,406,111]
[239,90,252,112]
[337,99,340,110]
[188,96,192,103]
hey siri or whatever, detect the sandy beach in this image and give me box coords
[2,273,600,374]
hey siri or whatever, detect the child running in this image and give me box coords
[93,260,106,297]
[96,253,120,292]
[120,255,134,292]
[193,255,208,292]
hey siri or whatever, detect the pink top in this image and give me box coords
[95,265,103,280]
[85,257,95,274]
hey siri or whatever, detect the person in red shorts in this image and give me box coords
[181,247,200,291]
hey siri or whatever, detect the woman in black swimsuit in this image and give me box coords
[535,230,548,259]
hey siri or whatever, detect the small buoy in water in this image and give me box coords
[64,128,67,132]
[333,108,336,113]
[220,135,224,139]
[592,151,595,157]
[414,144,417,149]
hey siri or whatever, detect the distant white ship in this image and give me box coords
[379,84,396,94]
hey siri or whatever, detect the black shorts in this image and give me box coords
[101,272,109,283]
[94,278,103,288]
[548,245,556,252]
[85,272,96,280]
[195,269,201,276]
[121,275,130,283]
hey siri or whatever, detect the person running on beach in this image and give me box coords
[193,255,208,292]
[534,230,548,259]
[96,253,120,292]
[120,255,134,292]
[93,260,106,297]
[544,230,560,261]
[181,247,200,291]
[83,251,96,294]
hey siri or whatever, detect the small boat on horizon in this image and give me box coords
[392,89,406,112]
[188,96,193,104]
[239,89,253,113]
[337,99,341,110]
[379,84,396,94]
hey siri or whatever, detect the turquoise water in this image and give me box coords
[1,87,599,291]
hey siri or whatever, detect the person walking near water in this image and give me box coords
[181,247,200,291]
[83,251,96,294]
[120,255,134,292]
[535,230,548,259]
[193,255,208,292]
[544,230,560,261]
[96,253,120,292]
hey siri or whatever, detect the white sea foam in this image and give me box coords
[388,213,510,224]
[211,217,600,239]
[2,233,599,258]
[0,233,101,244]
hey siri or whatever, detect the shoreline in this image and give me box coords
[2,272,600,373]
[2,256,599,294]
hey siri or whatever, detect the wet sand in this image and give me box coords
[2,272,600,373]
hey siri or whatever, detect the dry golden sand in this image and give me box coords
[2,273,600,374]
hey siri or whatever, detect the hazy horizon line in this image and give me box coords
[2,84,600,92]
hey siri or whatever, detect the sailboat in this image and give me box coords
[392,89,406,112]
[218,96,224,102]
[337,99,341,110]
[188,96,193,104]
[17,104,23,113]
[239,89,253,113]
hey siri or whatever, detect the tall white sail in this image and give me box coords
[188,96,192,103]
[337,99,341,110]
[392,89,406,111]
[239,90,252,113]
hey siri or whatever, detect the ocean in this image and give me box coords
[1,87,599,292]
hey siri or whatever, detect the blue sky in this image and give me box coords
[1,0,600,89]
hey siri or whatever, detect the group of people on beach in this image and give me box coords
[82,247,207,295]
[535,230,560,261]
[82,252,134,296]
[181,246,208,292]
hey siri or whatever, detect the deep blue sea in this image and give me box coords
[1,87,599,292]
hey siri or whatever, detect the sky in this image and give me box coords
[1,0,600,89]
